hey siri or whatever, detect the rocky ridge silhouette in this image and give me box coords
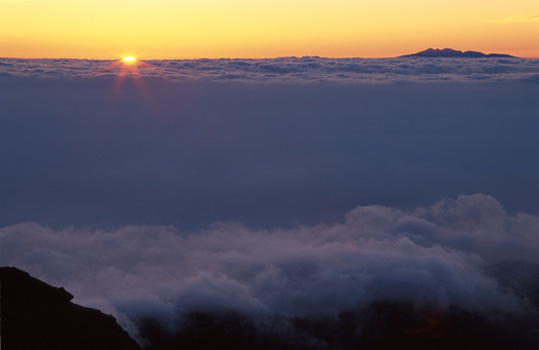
[0,266,140,350]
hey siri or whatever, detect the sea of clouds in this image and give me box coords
[1,56,538,347]
[1,56,539,82]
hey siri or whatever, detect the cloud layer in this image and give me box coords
[2,194,538,341]
[1,57,538,347]
[1,56,538,82]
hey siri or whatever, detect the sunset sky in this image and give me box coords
[2,1,539,348]
[1,0,538,59]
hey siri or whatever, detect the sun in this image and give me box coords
[122,56,137,65]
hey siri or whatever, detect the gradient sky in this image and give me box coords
[1,0,538,59]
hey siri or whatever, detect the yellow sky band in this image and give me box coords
[1,0,538,58]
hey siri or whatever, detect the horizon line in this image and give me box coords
[1,52,536,61]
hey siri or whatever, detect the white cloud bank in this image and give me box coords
[1,194,538,336]
[0,56,538,82]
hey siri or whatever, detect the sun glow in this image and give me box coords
[101,57,156,109]
[122,56,137,64]
[1,0,538,58]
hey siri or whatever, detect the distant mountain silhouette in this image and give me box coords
[0,267,140,350]
[401,48,514,58]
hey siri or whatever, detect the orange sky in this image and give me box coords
[1,0,538,59]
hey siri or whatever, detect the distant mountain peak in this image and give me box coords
[401,48,514,58]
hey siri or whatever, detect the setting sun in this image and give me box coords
[122,56,137,64]
[1,0,538,58]
[1,0,539,347]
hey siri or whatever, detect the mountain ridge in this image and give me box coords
[0,266,140,350]
[401,48,514,58]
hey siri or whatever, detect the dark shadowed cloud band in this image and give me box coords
[1,77,538,229]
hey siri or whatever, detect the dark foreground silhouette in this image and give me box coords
[2,264,538,350]
[0,267,140,350]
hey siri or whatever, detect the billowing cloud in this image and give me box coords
[1,194,538,342]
